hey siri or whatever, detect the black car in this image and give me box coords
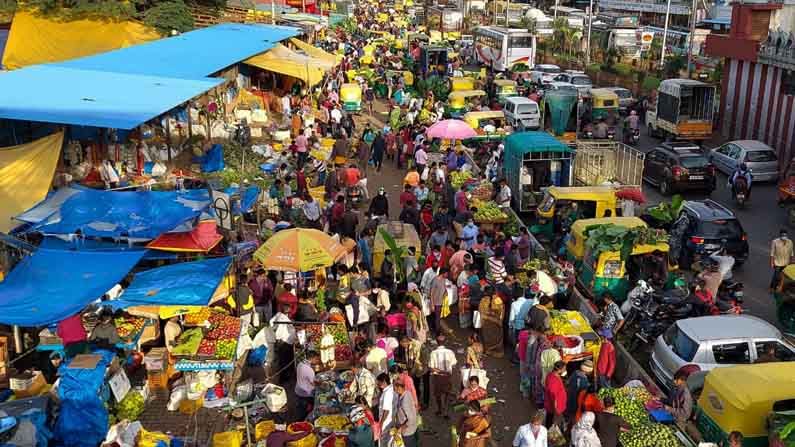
[676,199,749,268]
[643,142,717,195]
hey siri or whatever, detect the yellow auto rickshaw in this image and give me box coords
[773,264,795,335]
[566,217,647,265]
[340,83,362,112]
[577,223,670,301]
[450,77,476,92]
[536,186,621,221]
[696,363,795,447]
[463,111,508,140]
[589,88,621,136]
[446,90,486,118]
[493,79,518,104]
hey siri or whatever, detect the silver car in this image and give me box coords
[553,72,592,96]
[604,87,635,112]
[650,315,795,389]
[709,140,780,182]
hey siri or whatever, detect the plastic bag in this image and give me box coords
[472,311,482,329]
[548,424,566,447]
[212,431,242,447]
[167,385,187,412]
[260,384,287,413]
[137,428,171,447]
[104,421,142,447]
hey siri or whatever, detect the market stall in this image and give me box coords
[293,322,354,371]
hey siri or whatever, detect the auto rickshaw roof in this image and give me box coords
[699,363,795,435]
[784,264,795,279]
[589,88,620,100]
[464,111,505,120]
[545,185,620,200]
[494,79,516,86]
[570,217,647,236]
[449,90,487,99]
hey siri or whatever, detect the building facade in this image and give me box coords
[706,0,795,163]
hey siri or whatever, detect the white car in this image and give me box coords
[543,81,579,96]
[530,64,561,85]
[650,315,795,389]
[552,72,592,95]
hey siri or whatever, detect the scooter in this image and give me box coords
[732,176,749,208]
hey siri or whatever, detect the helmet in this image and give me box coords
[630,110,637,116]
[740,163,748,171]
[378,187,386,196]
[349,405,366,423]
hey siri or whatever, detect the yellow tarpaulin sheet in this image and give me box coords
[245,44,326,87]
[289,38,338,68]
[0,131,64,233]
[2,11,160,70]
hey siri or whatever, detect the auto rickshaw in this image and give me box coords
[532,186,621,241]
[696,363,795,447]
[450,76,475,92]
[445,90,486,118]
[493,79,518,104]
[578,229,670,301]
[340,83,362,112]
[566,217,647,266]
[773,264,795,335]
[588,88,620,137]
[463,111,508,140]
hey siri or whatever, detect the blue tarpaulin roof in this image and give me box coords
[19,187,211,240]
[0,65,223,129]
[56,23,299,80]
[38,236,178,260]
[0,248,144,326]
[108,257,232,310]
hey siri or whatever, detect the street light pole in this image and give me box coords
[686,0,697,78]
[553,0,559,20]
[660,0,672,69]
[586,0,593,65]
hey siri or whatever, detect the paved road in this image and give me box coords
[631,129,782,326]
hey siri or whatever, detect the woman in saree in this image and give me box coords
[465,333,483,370]
[528,329,552,408]
[457,400,491,447]
[477,287,505,358]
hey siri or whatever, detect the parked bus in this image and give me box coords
[474,26,536,71]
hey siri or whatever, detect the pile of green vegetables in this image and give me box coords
[584,224,668,262]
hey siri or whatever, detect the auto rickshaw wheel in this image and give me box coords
[777,300,795,334]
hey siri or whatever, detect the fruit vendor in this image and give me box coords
[89,308,122,349]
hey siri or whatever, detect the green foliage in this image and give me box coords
[645,194,683,224]
[584,224,668,262]
[378,228,406,282]
[664,55,686,78]
[0,0,16,17]
[333,16,357,35]
[642,75,661,91]
[141,0,194,34]
[511,63,530,73]
[415,75,449,100]
[22,0,135,19]
[520,16,537,36]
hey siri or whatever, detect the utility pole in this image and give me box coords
[585,0,593,65]
[553,0,559,19]
[660,0,672,69]
[506,0,510,26]
[271,0,275,24]
[686,0,697,78]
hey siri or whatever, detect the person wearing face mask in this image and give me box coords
[513,411,548,447]
[771,229,794,292]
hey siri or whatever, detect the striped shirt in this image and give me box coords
[487,257,507,284]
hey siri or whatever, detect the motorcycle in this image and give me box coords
[623,280,694,351]
[631,128,640,145]
[732,175,749,208]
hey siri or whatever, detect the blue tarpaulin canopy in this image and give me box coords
[56,23,299,80]
[108,257,232,310]
[0,249,144,326]
[18,187,210,240]
[0,65,223,129]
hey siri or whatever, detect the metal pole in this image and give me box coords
[271,0,275,24]
[13,326,22,354]
[506,0,510,26]
[686,0,697,78]
[660,0,672,68]
[553,0,558,20]
[586,0,593,65]
[493,0,497,25]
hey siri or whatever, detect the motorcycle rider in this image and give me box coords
[624,110,640,144]
[368,187,390,222]
[691,277,716,316]
[593,119,608,139]
[344,163,362,198]
[729,162,753,200]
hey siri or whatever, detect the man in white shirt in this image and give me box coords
[513,411,548,447]
[420,266,438,295]
[497,178,512,207]
[345,363,377,407]
[377,373,395,446]
[270,305,296,344]
[428,335,457,417]
[372,286,391,313]
[281,94,292,118]
[414,146,428,175]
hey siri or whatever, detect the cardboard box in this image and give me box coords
[144,348,168,372]
[13,372,46,398]
[147,371,169,391]
[178,397,204,415]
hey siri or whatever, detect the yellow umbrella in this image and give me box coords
[253,228,347,272]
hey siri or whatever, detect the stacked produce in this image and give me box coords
[206,312,241,341]
[450,171,474,189]
[197,338,216,356]
[184,308,211,326]
[597,387,649,428]
[172,328,204,356]
[314,414,351,431]
[115,316,146,340]
[297,323,353,365]
[116,391,145,421]
[618,422,679,447]
[472,200,508,223]
[549,311,592,336]
[470,180,493,201]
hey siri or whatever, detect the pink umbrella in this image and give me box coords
[426,119,477,140]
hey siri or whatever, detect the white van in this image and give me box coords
[504,97,540,130]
